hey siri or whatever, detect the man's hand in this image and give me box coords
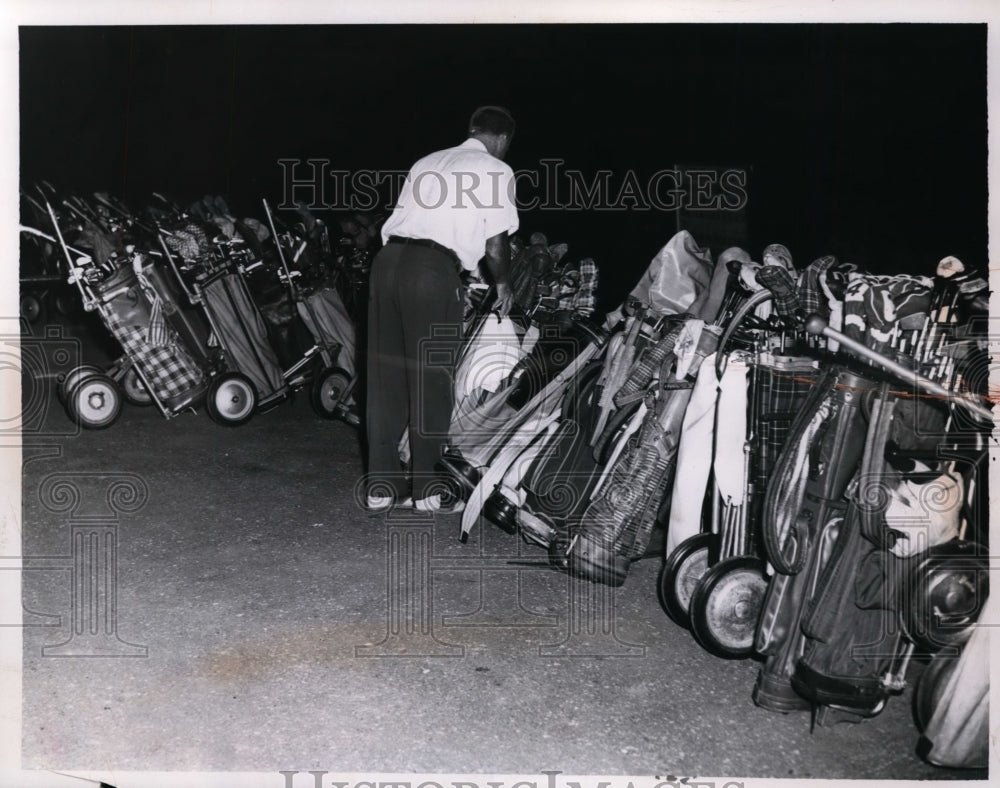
[484,231,513,319]
[493,281,514,319]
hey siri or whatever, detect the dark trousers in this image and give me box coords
[366,242,464,500]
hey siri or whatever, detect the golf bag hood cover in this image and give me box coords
[77,222,118,267]
[163,222,211,261]
[454,316,524,397]
[628,230,714,317]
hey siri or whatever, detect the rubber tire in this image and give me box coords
[122,366,153,407]
[66,373,122,430]
[689,555,769,659]
[54,288,80,317]
[659,532,718,628]
[58,364,103,404]
[913,653,956,732]
[310,367,351,420]
[483,490,519,534]
[20,291,45,325]
[900,539,988,653]
[206,372,257,426]
[435,453,481,501]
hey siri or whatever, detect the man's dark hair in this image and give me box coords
[469,105,515,137]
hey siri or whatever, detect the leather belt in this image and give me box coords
[387,235,460,267]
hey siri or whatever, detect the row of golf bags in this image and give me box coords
[439,231,991,767]
[20,184,363,429]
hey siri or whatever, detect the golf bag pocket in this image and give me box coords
[792,506,900,712]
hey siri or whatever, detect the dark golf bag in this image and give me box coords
[200,270,285,400]
[137,255,215,364]
[506,306,682,553]
[450,317,608,542]
[754,259,991,721]
[752,367,874,712]
[445,313,603,480]
[514,360,611,550]
[161,217,286,404]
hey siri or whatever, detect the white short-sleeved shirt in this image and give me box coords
[381,138,519,272]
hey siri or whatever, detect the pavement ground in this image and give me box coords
[12,311,986,783]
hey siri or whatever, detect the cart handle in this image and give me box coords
[804,314,993,423]
[19,224,89,260]
[262,198,299,301]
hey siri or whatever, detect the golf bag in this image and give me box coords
[560,247,736,587]
[94,258,209,408]
[514,359,612,550]
[295,285,357,381]
[754,259,991,721]
[200,269,285,400]
[752,367,876,712]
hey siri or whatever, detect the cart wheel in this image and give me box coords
[689,556,768,659]
[483,489,518,534]
[54,289,79,317]
[914,652,957,732]
[205,372,257,427]
[66,374,123,430]
[206,372,257,426]
[310,367,351,420]
[899,539,988,653]
[659,533,718,628]
[20,292,45,325]
[58,364,103,404]
[122,366,153,407]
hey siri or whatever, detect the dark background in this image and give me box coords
[19,24,987,310]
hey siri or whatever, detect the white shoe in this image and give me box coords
[397,494,466,514]
[415,494,465,514]
[415,494,441,512]
[365,494,393,514]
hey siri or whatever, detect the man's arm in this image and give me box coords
[484,230,514,318]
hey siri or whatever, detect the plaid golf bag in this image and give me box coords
[95,261,207,408]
